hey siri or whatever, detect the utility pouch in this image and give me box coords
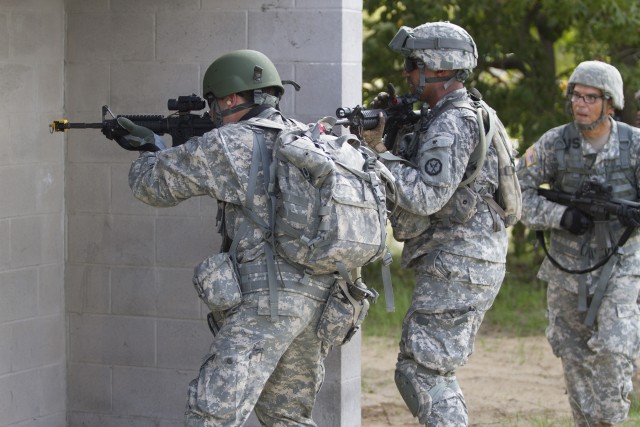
[389,206,432,241]
[316,280,373,347]
[193,252,242,312]
[433,186,478,224]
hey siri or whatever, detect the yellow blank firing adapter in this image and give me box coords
[49,120,69,133]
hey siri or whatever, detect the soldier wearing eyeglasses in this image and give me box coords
[517,60,640,427]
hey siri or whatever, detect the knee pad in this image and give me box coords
[429,376,462,404]
[395,366,432,424]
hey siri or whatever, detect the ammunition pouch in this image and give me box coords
[432,186,479,225]
[193,252,242,312]
[389,206,431,242]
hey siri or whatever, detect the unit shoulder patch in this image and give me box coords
[524,146,537,167]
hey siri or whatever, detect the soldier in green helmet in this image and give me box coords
[124,49,339,427]
[202,49,286,128]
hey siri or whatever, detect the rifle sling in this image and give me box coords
[583,251,619,327]
[535,226,634,275]
[536,226,636,325]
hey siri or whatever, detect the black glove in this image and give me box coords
[369,91,392,109]
[369,83,399,109]
[618,206,640,228]
[560,207,593,235]
[356,112,387,153]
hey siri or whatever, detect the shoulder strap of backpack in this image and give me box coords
[226,127,281,320]
[457,100,492,188]
[431,97,491,189]
[555,123,581,179]
[616,121,633,169]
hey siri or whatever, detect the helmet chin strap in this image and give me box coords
[413,63,447,100]
[211,88,284,127]
[573,100,609,131]
[446,70,470,89]
[414,66,468,100]
[575,114,608,131]
[211,101,253,127]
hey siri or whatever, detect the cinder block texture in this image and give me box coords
[59,0,362,427]
[156,11,248,63]
[0,1,67,426]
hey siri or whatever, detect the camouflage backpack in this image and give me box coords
[242,114,396,314]
[450,90,522,227]
[471,93,521,227]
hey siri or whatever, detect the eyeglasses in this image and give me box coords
[570,92,605,105]
[403,57,424,73]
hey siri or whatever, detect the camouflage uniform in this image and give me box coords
[517,118,640,426]
[380,88,508,426]
[129,107,336,427]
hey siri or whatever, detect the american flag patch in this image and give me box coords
[524,146,536,167]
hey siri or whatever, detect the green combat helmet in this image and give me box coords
[203,49,285,100]
[567,60,623,130]
[202,49,286,126]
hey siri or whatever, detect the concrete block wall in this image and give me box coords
[63,1,364,426]
[0,0,67,426]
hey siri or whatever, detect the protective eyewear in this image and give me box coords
[403,57,424,73]
[569,92,606,105]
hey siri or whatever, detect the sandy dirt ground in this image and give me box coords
[361,334,575,426]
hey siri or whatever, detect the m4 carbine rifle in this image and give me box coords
[335,84,420,150]
[49,94,214,148]
[538,181,640,326]
[538,181,640,225]
[536,180,640,276]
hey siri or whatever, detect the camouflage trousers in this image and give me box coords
[185,289,330,427]
[546,278,640,426]
[396,251,505,426]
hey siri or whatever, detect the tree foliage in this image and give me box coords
[363,0,640,149]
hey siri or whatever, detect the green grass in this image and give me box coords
[361,243,549,338]
[629,394,640,424]
[361,255,414,338]
[481,249,549,337]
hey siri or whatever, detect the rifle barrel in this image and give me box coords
[49,120,103,133]
[66,123,104,129]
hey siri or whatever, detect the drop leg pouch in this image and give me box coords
[316,281,370,347]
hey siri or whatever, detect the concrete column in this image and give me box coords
[0,0,67,426]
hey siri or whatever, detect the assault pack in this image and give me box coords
[223,112,396,318]
[454,89,522,227]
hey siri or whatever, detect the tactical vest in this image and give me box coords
[550,121,640,260]
[385,97,479,241]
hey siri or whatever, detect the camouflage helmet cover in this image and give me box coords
[202,49,285,99]
[568,60,624,109]
[389,22,477,71]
